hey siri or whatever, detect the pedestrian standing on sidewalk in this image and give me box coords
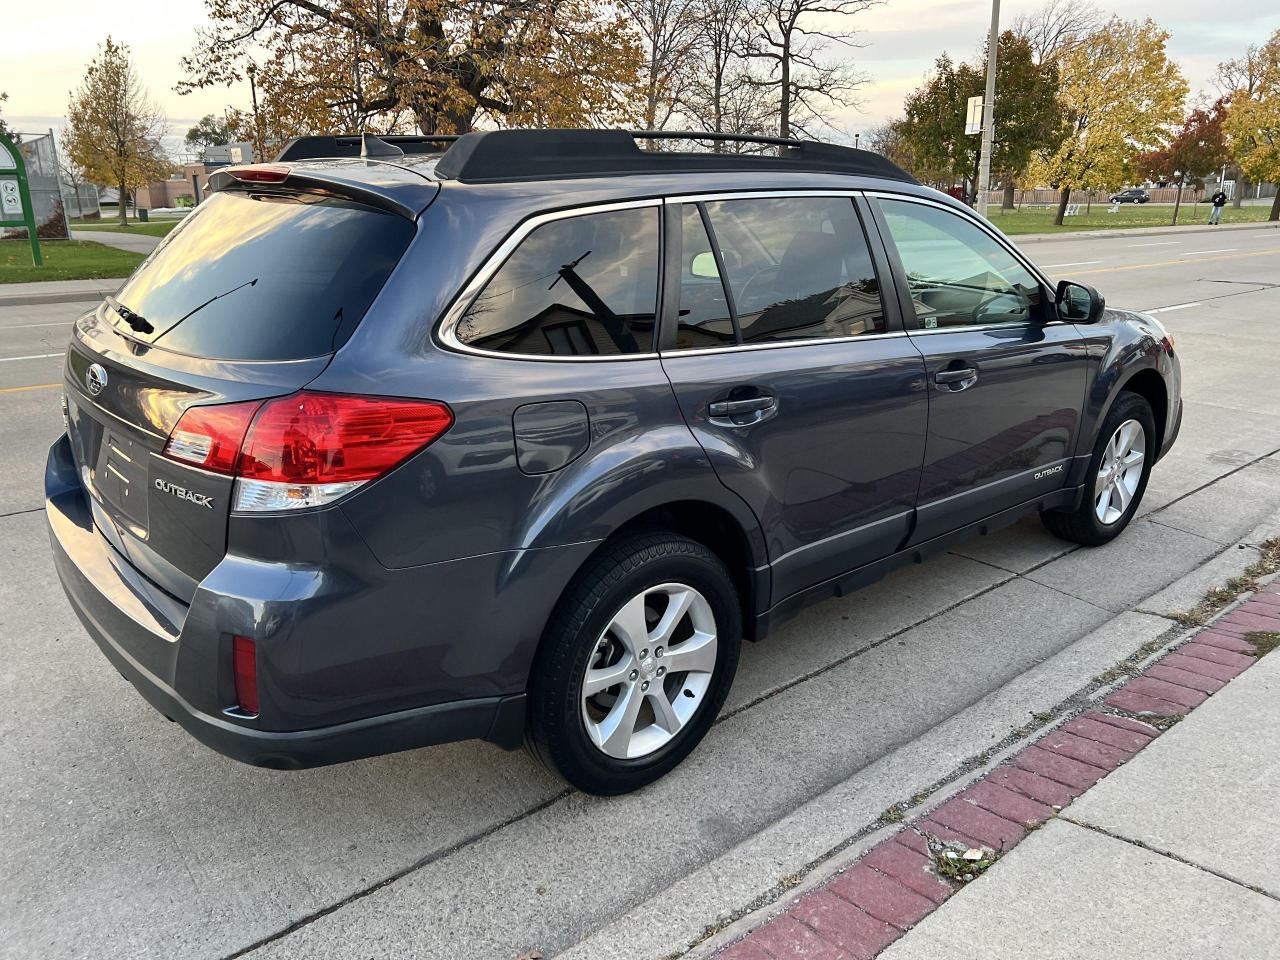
[1208,188,1228,224]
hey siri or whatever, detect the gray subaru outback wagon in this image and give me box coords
[46,130,1181,794]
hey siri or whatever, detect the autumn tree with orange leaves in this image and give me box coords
[179,0,646,141]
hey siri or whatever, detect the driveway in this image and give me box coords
[2,225,1279,960]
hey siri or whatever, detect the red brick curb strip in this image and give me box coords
[713,582,1280,960]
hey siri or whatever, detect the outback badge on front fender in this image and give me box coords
[154,477,214,509]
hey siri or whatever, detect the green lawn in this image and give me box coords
[70,219,182,238]
[987,201,1276,235]
[1,240,144,283]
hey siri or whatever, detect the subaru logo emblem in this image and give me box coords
[86,363,108,397]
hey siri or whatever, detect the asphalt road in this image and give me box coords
[2,223,1280,960]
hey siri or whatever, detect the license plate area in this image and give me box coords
[94,430,150,536]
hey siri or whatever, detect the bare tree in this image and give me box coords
[1216,44,1264,99]
[1215,44,1267,207]
[621,0,703,130]
[681,0,750,138]
[738,0,881,139]
[1011,0,1104,63]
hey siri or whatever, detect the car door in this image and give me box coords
[868,193,1089,543]
[659,193,929,604]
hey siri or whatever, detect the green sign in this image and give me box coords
[0,131,43,267]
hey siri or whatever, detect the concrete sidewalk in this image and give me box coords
[706,572,1280,960]
[69,229,161,254]
[882,631,1280,960]
[1012,218,1280,244]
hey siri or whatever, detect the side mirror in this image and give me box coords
[1056,280,1106,323]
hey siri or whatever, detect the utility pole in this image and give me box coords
[975,0,1000,218]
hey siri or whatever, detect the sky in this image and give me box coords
[4,0,1278,154]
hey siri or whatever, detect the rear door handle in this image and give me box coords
[934,367,978,391]
[708,395,777,425]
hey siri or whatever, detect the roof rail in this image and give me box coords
[433,129,916,184]
[274,128,916,185]
[275,134,459,162]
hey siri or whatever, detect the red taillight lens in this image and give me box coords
[162,391,453,511]
[237,393,454,484]
[232,635,259,715]
[163,400,263,474]
[229,164,290,183]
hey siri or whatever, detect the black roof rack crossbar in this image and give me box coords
[433,129,917,185]
[275,134,459,162]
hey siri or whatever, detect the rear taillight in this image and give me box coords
[162,392,453,512]
[163,400,263,473]
[232,635,259,715]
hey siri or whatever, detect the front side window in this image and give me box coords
[455,207,659,357]
[694,197,887,345]
[879,198,1046,329]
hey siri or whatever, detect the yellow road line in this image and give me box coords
[0,382,60,395]
[1068,247,1280,277]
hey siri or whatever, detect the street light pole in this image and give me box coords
[976,0,1000,218]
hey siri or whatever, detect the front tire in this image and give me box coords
[1041,391,1155,546]
[527,531,742,795]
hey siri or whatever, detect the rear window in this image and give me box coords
[109,190,415,361]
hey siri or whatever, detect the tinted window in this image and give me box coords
[703,196,886,344]
[674,205,737,350]
[879,199,1045,329]
[111,190,414,361]
[457,207,659,356]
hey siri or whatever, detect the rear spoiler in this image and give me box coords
[206,163,436,219]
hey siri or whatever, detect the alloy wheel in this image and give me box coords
[580,582,718,760]
[1094,418,1146,525]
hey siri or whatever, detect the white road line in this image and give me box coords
[0,352,63,363]
[1129,241,1180,247]
[1184,248,1237,255]
[1041,260,1103,269]
[1147,302,1202,314]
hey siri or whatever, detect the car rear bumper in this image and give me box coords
[45,433,530,768]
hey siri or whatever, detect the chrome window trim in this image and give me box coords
[864,189,1057,293]
[659,329,910,358]
[658,190,901,357]
[435,198,665,362]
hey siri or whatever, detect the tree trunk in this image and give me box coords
[1270,190,1280,222]
[1002,180,1015,211]
[1054,187,1071,226]
[779,47,791,139]
[1171,176,1183,226]
[118,183,128,226]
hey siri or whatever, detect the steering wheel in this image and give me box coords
[736,265,782,312]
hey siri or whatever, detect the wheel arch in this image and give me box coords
[1116,367,1168,454]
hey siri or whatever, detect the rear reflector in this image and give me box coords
[232,635,260,715]
[228,164,291,184]
[162,392,453,511]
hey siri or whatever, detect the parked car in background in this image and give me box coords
[1110,188,1151,204]
[46,130,1182,795]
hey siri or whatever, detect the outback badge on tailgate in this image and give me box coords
[154,477,214,509]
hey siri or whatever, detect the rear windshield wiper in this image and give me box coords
[155,278,259,341]
[105,295,153,334]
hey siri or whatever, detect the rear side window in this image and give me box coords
[455,207,659,357]
[676,196,886,348]
[111,190,415,361]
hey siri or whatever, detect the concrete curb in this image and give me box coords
[705,572,1280,960]
[1010,219,1280,245]
[0,279,124,308]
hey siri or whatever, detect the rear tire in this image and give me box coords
[1041,391,1155,546]
[526,531,741,795]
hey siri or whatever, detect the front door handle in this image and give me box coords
[934,367,979,391]
[708,395,777,425]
